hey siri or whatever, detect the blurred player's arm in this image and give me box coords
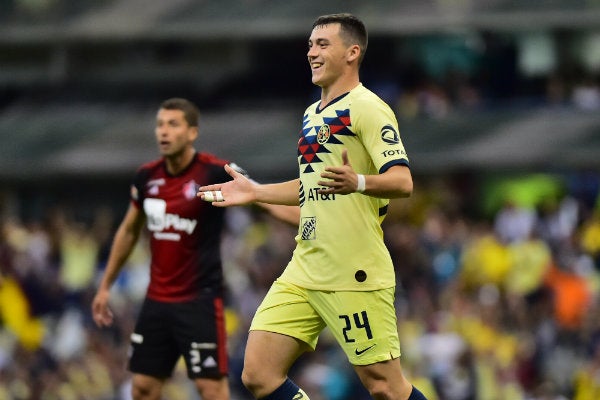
[91,204,145,327]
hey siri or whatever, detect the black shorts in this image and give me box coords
[128,292,228,379]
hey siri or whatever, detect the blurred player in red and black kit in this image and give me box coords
[91,97,297,400]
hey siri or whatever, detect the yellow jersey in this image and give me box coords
[280,84,410,291]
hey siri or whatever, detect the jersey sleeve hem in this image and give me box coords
[379,159,410,174]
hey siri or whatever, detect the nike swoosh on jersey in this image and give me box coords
[355,344,376,355]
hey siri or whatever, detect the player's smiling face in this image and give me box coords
[155,109,197,157]
[307,23,349,88]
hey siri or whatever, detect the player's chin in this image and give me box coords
[311,72,324,86]
[157,143,170,153]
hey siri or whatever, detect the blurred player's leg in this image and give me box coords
[131,374,164,400]
[194,376,230,400]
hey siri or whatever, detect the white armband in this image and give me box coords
[356,174,366,193]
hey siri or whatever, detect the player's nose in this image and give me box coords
[155,126,169,137]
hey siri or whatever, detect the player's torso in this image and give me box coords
[285,86,398,291]
[136,154,228,301]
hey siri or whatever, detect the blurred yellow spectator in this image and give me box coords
[0,276,44,350]
[461,233,511,288]
[505,237,552,296]
[581,211,600,257]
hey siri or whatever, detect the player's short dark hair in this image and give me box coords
[312,13,368,64]
[159,98,200,127]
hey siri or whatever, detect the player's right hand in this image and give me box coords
[91,290,114,327]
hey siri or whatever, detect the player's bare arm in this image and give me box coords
[255,203,301,226]
[91,204,145,327]
[254,179,301,205]
[198,164,300,207]
[318,149,413,198]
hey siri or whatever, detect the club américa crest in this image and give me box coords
[317,124,330,144]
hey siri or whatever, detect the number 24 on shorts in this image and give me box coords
[338,310,373,343]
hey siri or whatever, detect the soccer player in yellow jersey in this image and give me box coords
[199,13,429,400]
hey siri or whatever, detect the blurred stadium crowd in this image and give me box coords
[1,172,600,400]
[1,0,600,399]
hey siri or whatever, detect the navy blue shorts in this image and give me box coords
[128,292,228,379]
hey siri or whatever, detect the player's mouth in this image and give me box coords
[311,62,323,70]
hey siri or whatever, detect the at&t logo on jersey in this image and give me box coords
[143,198,198,240]
[307,187,335,201]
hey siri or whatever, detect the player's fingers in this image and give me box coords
[197,184,221,196]
[91,301,103,316]
[318,176,347,186]
[317,181,339,189]
[341,149,350,166]
[322,166,346,176]
[224,163,240,177]
[104,308,114,323]
[205,199,231,208]
[200,190,225,202]
[320,171,342,181]
[93,306,110,326]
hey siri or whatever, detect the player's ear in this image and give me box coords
[189,126,199,141]
[347,44,361,63]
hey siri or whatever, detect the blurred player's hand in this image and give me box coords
[197,164,257,207]
[92,289,114,327]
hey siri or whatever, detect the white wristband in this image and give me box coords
[356,174,366,193]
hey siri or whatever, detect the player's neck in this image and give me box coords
[320,75,360,108]
[165,147,196,175]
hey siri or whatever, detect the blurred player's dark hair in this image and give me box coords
[159,98,200,127]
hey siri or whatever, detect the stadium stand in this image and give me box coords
[1,0,600,183]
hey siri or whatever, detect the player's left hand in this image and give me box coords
[197,164,257,207]
[318,149,360,195]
